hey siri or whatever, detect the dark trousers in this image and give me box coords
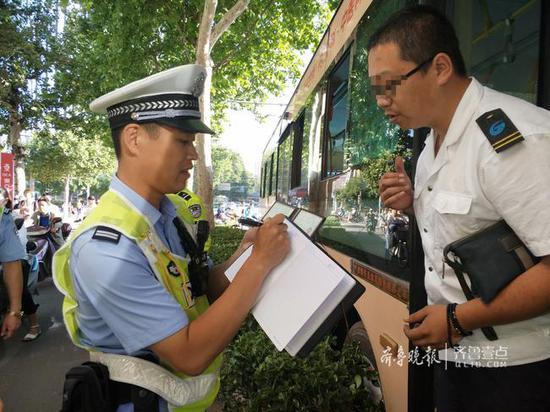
[434,358,550,412]
[0,259,38,315]
[21,260,39,315]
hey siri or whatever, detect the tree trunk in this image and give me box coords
[8,110,26,198]
[194,0,250,227]
[195,0,218,227]
[64,176,71,219]
[194,65,215,226]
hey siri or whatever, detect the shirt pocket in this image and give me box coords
[432,191,472,215]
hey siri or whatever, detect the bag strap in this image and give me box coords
[81,362,112,407]
[444,258,498,341]
[61,362,159,412]
[61,364,111,412]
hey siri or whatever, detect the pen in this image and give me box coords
[238,217,263,227]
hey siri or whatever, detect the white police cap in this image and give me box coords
[89,64,214,134]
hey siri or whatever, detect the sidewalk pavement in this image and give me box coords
[0,277,224,412]
[0,278,88,411]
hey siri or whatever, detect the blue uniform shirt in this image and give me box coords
[0,209,26,263]
[70,176,190,355]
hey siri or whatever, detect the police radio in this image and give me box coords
[173,218,210,298]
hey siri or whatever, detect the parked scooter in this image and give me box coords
[26,218,72,281]
[14,218,40,291]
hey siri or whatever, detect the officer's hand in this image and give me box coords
[239,227,258,251]
[1,313,21,340]
[251,214,290,273]
[403,304,461,350]
[379,157,413,211]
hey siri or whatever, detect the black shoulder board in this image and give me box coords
[177,191,192,201]
[3,208,10,215]
[476,109,525,153]
[92,226,121,244]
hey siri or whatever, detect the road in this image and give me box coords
[0,278,224,412]
[0,278,88,412]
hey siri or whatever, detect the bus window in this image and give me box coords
[269,152,276,196]
[261,161,268,198]
[289,112,309,209]
[291,112,306,189]
[323,52,351,178]
[318,0,414,282]
[451,0,541,103]
[277,127,293,202]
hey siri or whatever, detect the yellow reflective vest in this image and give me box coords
[53,188,221,411]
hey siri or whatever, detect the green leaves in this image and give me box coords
[220,321,382,411]
[209,225,245,263]
[0,0,60,132]
[203,223,384,411]
[26,129,115,185]
[3,0,336,196]
[212,144,255,196]
[54,0,334,138]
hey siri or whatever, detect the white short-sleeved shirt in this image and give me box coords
[414,78,550,366]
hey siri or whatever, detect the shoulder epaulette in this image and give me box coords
[3,208,10,215]
[476,108,525,153]
[176,190,204,219]
[92,225,121,244]
[177,191,192,201]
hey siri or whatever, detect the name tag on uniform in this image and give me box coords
[476,108,524,153]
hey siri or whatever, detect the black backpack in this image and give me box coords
[60,361,159,412]
[60,362,114,412]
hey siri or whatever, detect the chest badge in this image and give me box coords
[188,204,202,219]
[167,261,180,277]
[476,108,524,153]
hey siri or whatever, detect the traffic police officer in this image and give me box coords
[54,64,289,412]
[372,6,550,411]
[0,196,25,340]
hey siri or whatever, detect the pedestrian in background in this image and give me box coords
[0,187,24,340]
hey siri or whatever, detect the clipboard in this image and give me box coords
[225,216,365,357]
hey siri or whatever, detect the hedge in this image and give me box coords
[210,226,382,411]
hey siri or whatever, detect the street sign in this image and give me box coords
[1,153,15,201]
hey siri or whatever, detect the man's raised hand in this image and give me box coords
[379,156,413,211]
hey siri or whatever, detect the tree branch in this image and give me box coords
[196,0,218,65]
[214,0,273,70]
[210,0,250,51]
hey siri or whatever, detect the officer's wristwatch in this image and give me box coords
[6,310,24,319]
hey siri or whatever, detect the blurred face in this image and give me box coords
[368,42,436,130]
[0,190,7,207]
[38,201,49,214]
[138,125,199,194]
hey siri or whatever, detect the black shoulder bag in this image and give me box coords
[443,220,540,341]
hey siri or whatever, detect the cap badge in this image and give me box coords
[191,72,206,97]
